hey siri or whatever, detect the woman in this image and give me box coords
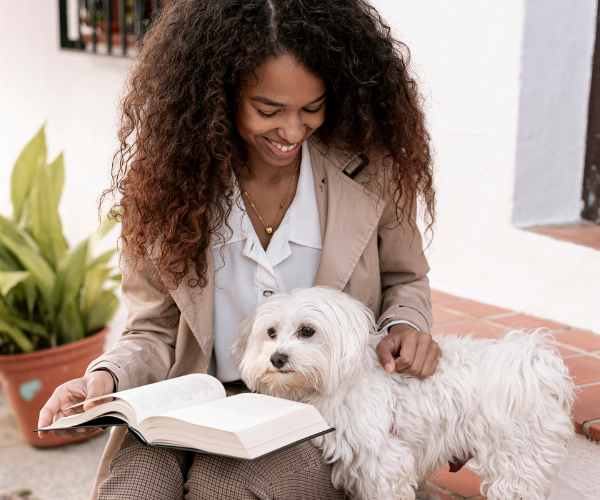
[39,1,441,498]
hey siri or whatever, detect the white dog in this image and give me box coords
[232,287,575,500]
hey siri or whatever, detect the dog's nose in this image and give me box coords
[270,352,288,369]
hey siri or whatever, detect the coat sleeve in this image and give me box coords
[85,253,181,392]
[374,188,433,333]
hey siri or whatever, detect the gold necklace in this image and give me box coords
[243,156,300,235]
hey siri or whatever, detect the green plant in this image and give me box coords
[0,126,120,355]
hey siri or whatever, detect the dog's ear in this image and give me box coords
[310,288,377,388]
[232,311,255,366]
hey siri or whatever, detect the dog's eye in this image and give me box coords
[299,326,315,337]
[267,327,277,339]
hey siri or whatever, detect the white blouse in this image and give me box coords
[211,142,416,382]
[211,142,322,382]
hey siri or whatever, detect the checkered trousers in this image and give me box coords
[97,382,346,500]
[96,381,440,500]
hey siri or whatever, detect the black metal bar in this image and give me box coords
[105,0,112,54]
[121,0,127,55]
[582,1,600,223]
[78,0,86,50]
[91,0,97,52]
[58,0,77,49]
[57,0,162,56]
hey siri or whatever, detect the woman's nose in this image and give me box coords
[277,118,305,144]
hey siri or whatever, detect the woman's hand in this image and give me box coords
[37,370,115,438]
[376,324,441,378]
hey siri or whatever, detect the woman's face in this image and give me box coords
[235,54,326,169]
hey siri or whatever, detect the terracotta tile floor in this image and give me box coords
[527,221,600,251]
[425,289,600,499]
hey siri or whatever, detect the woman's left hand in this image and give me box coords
[376,324,441,378]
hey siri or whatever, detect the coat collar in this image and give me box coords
[308,136,386,291]
[168,136,386,349]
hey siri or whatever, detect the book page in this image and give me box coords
[75,374,226,422]
[159,393,310,432]
[123,374,226,421]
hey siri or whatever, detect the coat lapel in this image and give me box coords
[154,245,215,362]
[164,137,384,353]
[308,137,386,291]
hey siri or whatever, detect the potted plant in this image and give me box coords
[0,126,120,448]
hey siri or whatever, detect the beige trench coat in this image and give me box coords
[87,136,433,498]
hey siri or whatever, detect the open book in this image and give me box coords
[36,374,333,460]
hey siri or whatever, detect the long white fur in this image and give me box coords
[232,287,575,500]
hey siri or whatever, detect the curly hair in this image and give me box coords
[103,0,434,289]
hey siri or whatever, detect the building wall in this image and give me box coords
[1,1,600,332]
[374,0,600,332]
[0,0,129,342]
[513,0,597,227]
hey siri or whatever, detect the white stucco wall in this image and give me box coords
[513,0,597,227]
[1,0,600,336]
[374,0,600,332]
[0,0,129,341]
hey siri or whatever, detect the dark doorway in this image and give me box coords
[582,3,600,223]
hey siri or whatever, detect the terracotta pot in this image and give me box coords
[0,327,109,448]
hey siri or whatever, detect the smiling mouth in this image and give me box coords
[265,137,298,152]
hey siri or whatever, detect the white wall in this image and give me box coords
[0,0,129,342]
[1,1,600,333]
[513,0,596,227]
[373,0,600,332]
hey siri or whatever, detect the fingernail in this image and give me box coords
[76,428,86,433]
[385,363,394,374]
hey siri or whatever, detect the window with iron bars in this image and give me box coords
[58,0,169,57]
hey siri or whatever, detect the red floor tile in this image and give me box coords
[490,313,567,332]
[573,384,600,433]
[433,321,508,340]
[529,223,600,250]
[427,465,482,498]
[426,485,456,500]
[433,307,467,325]
[549,343,580,357]
[564,356,600,385]
[589,421,600,441]
[552,330,600,352]
[441,300,510,318]
[431,290,461,303]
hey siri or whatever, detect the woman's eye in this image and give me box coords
[267,327,277,338]
[300,326,315,337]
[257,109,278,118]
[303,104,324,114]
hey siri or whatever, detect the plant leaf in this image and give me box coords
[0,271,30,296]
[0,247,21,271]
[0,308,47,339]
[84,289,118,334]
[87,248,116,271]
[0,233,56,308]
[83,266,111,317]
[92,211,120,241]
[54,240,88,314]
[29,162,68,267]
[108,272,122,283]
[57,302,84,344]
[0,215,41,254]
[47,153,65,209]
[22,276,37,318]
[11,125,46,222]
[0,318,34,352]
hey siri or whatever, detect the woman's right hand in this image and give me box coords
[37,370,115,438]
